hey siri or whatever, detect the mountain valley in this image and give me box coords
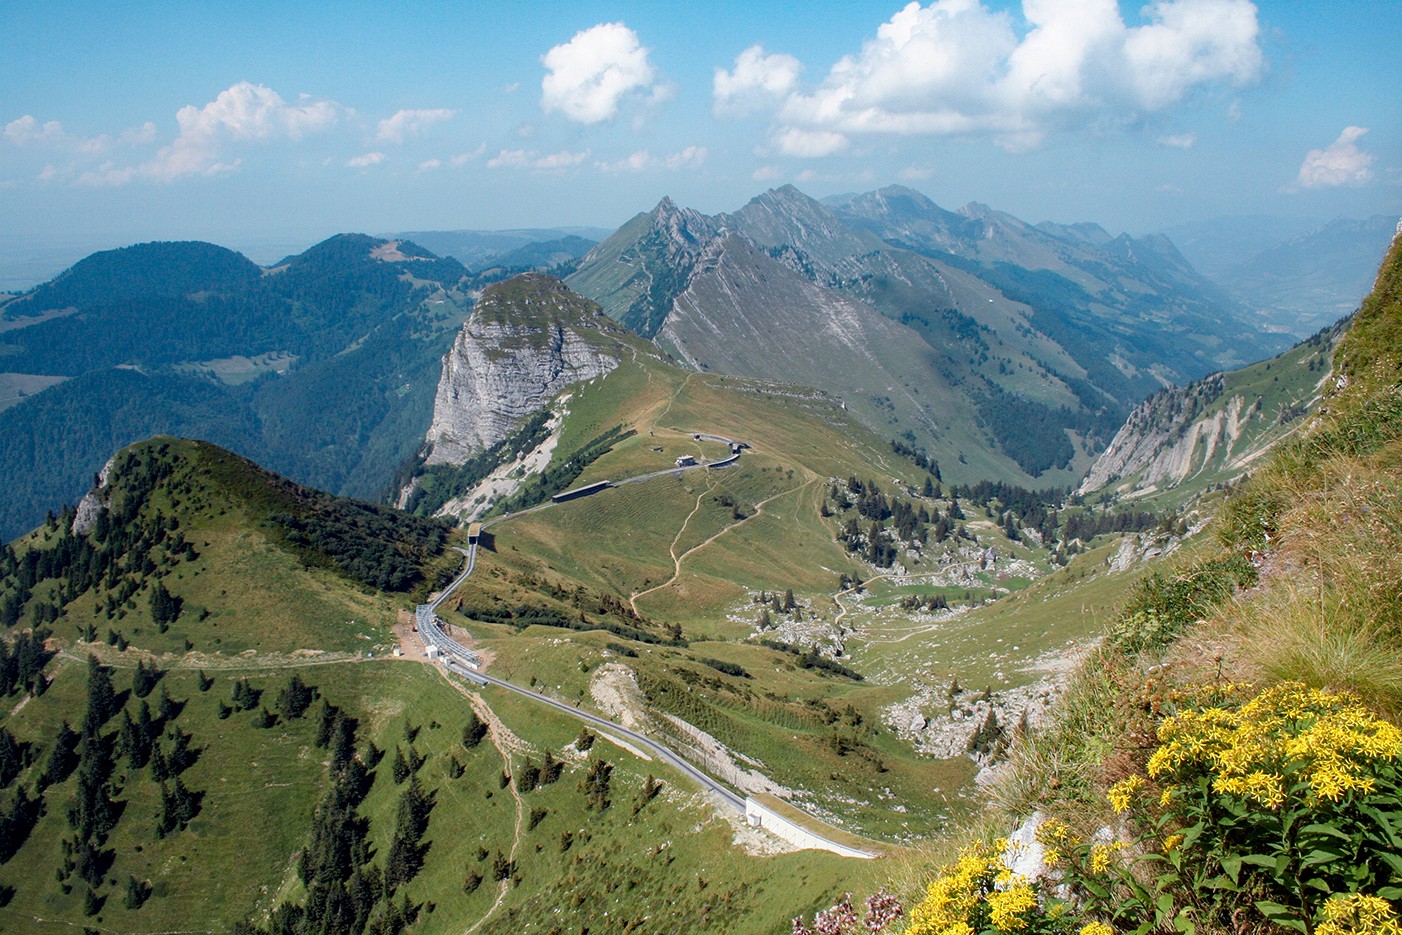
[0,185,1394,934]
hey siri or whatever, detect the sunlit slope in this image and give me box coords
[468,352,928,632]
[1,436,457,656]
[1078,321,1346,508]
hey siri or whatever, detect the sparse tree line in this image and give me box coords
[0,450,199,634]
[0,655,209,917]
[822,469,1169,575]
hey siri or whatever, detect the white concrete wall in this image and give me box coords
[744,797,878,859]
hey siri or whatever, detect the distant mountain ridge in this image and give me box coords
[566,184,1285,488]
[391,227,607,271]
[0,234,475,539]
[1160,214,1398,336]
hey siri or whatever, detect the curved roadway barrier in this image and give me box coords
[413,432,883,859]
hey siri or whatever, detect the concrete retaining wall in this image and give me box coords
[744,797,879,859]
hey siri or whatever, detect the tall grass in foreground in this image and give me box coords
[859,234,1402,934]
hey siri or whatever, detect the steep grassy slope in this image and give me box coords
[825,231,1402,935]
[416,337,1177,839]
[0,437,884,933]
[1078,320,1347,508]
[2,437,455,654]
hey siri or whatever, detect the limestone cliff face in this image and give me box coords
[422,274,622,466]
[1078,379,1252,495]
[1077,324,1339,501]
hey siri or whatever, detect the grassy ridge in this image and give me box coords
[850,233,1402,934]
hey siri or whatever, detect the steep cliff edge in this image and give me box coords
[1078,320,1346,504]
[422,274,624,466]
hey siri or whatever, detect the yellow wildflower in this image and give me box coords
[1079,922,1115,935]
[986,880,1037,931]
[1106,775,1145,813]
[1089,843,1113,873]
[1148,681,1399,809]
[1161,833,1183,854]
[1315,893,1402,935]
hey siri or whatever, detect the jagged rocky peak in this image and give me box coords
[648,195,715,245]
[422,274,622,466]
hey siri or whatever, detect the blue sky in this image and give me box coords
[2,0,1397,266]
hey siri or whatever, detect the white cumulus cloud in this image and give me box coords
[597,145,708,173]
[771,127,849,158]
[347,151,386,168]
[5,115,157,156]
[376,108,454,143]
[1295,126,1374,189]
[713,46,802,116]
[148,82,341,181]
[16,84,346,187]
[5,115,66,145]
[720,0,1263,155]
[1158,132,1197,148]
[541,23,660,123]
[486,148,590,170]
[451,145,487,166]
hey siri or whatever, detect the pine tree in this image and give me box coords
[461,711,488,749]
[276,673,314,720]
[0,727,22,789]
[82,655,117,734]
[131,657,161,698]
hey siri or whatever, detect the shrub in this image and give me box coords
[1049,681,1402,935]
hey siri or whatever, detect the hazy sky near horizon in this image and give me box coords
[2,0,1397,258]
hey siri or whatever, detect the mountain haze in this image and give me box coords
[0,235,475,539]
[568,185,1285,488]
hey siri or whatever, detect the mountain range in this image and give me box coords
[0,185,1301,540]
[566,184,1285,486]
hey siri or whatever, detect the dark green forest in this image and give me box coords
[0,236,472,540]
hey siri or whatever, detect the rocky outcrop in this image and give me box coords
[1078,381,1251,495]
[422,275,622,466]
[71,456,116,536]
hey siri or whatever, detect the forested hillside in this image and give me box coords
[0,236,475,540]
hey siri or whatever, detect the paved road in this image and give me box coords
[417,429,749,809]
[441,655,745,812]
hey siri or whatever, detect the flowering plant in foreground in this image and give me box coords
[1086,682,1402,935]
[901,840,1078,935]
[792,889,903,934]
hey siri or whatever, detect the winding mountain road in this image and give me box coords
[419,430,748,812]
[414,432,879,855]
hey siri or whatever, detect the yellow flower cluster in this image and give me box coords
[1145,682,1402,809]
[1035,817,1077,868]
[905,842,1005,935]
[987,882,1038,931]
[1315,893,1402,935]
[1106,775,1145,813]
[1088,843,1115,874]
[906,841,1051,935]
[1078,923,1114,935]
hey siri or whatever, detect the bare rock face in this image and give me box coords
[422,274,622,466]
[71,455,117,536]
